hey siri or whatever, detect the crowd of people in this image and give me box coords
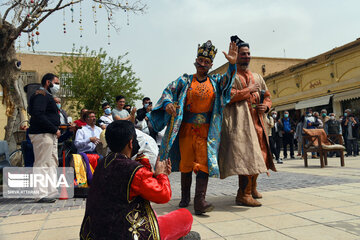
[25,36,359,239]
[265,107,359,162]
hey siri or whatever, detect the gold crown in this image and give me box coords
[197,40,217,62]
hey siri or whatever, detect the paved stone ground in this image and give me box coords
[1,161,360,217]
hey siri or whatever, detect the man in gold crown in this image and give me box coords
[218,35,276,207]
[148,40,238,215]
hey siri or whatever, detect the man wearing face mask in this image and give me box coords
[320,109,330,125]
[136,97,157,140]
[99,102,113,130]
[325,113,342,157]
[148,40,238,215]
[54,97,68,125]
[269,111,283,163]
[342,109,359,157]
[28,73,61,203]
[303,108,320,158]
[280,111,296,159]
[218,36,276,207]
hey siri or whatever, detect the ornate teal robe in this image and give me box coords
[148,64,236,177]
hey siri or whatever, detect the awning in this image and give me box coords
[295,95,332,110]
[274,103,296,112]
[333,89,360,102]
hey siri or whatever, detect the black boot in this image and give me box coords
[194,171,214,215]
[179,172,192,208]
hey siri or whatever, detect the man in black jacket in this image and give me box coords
[136,97,157,140]
[270,111,283,164]
[342,109,359,157]
[28,73,61,203]
[280,111,296,159]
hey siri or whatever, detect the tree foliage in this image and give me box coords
[56,47,143,116]
[0,0,146,150]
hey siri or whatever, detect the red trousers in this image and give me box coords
[157,208,193,240]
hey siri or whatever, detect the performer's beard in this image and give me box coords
[238,57,250,67]
[194,61,211,71]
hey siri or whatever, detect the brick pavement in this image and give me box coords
[0,156,359,217]
[0,156,360,239]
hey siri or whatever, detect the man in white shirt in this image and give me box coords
[75,110,102,153]
[99,102,113,129]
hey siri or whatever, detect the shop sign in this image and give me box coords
[309,80,322,89]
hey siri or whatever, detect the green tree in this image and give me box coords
[0,0,146,151]
[56,47,143,116]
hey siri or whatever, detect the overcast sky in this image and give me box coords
[12,0,360,108]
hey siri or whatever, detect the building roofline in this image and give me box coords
[210,56,304,74]
[17,50,80,57]
[265,37,360,81]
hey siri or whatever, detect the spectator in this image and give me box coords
[54,97,69,125]
[320,109,330,125]
[325,113,342,157]
[74,108,88,127]
[304,108,319,158]
[137,97,152,121]
[112,95,136,122]
[54,97,76,162]
[294,115,305,157]
[270,111,283,164]
[28,73,61,203]
[264,112,274,139]
[136,97,157,140]
[74,110,102,154]
[124,104,132,114]
[342,109,359,157]
[98,102,113,130]
[281,111,296,159]
[304,108,319,129]
[313,111,323,128]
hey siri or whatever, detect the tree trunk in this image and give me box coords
[0,22,28,153]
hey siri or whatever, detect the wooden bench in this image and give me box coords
[302,129,345,168]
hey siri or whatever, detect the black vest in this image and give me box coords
[327,120,340,134]
[80,152,160,240]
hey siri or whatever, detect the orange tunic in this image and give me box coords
[179,76,215,174]
[230,71,275,171]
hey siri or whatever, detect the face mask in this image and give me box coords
[56,103,61,110]
[104,108,111,115]
[272,114,277,119]
[344,113,348,117]
[144,104,149,108]
[330,116,335,120]
[307,113,312,117]
[131,136,140,158]
[322,113,327,117]
[50,83,60,95]
[339,118,343,121]
[284,114,289,118]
